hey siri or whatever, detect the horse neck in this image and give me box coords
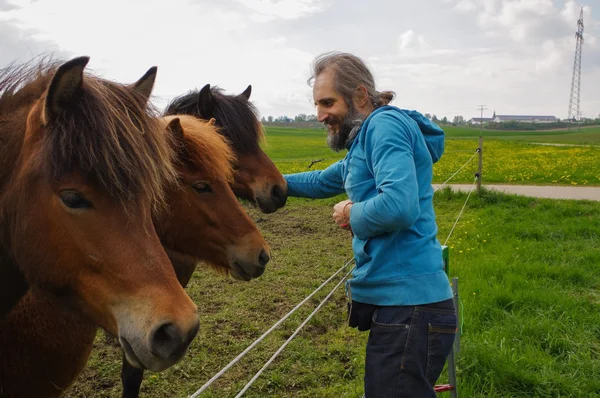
[0,103,32,318]
[0,248,28,318]
[0,108,27,193]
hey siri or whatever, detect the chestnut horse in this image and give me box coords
[0,57,199,370]
[117,85,289,398]
[164,83,288,214]
[0,115,271,397]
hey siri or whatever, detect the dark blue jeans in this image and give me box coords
[349,299,456,397]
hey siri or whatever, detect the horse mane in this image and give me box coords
[162,115,235,183]
[163,85,265,154]
[0,56,55,114]
[0,56,178,213]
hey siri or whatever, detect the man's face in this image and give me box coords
[313,68,361,151]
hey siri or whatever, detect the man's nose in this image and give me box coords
[317,107,328,122]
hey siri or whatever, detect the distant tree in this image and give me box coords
[260,116,267,123]
[441,116,448,124]
[306,114,318,122]
[424,113,432,120]
[453,115,464,124]
[432,115,439,122]
[295,113,307,122]
[267,116,273,123]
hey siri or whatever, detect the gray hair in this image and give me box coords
[308,51,395,109]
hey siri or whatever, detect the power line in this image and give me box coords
[476,104,487,135]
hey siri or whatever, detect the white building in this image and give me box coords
[492,114,559,123]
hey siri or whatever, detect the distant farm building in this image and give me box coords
[469,112,559,125]
[492,115,559,123]
[469,117,494,125]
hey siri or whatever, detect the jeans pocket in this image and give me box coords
[366,308,413,397]
[368,307,412,361]
[371,306,413,329]
[425,319,457,386]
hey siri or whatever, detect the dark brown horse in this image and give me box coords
[0,115,271,397]
[164,83,288,214]
[0,56,200,381]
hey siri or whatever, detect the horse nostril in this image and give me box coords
[149,322,184,360]
[270,184,287,207]
[258,249,270,267]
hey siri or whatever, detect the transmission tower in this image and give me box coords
[567,7,584,121]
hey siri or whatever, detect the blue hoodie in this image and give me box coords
[284,106,452,306]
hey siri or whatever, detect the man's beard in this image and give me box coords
[325,107,364,152]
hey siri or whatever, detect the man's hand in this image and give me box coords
[333,199,353,230]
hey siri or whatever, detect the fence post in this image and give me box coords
[477,136,483,194]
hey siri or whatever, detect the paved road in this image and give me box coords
[432,184,600,202]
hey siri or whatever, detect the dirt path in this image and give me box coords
[433,184,600,202]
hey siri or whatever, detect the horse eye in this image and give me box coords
[60,191,92,209]
[192,182,212,194]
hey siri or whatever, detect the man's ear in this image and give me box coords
[354,86,369,108]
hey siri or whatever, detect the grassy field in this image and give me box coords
[441,125,600,142]
[66,191,600,398]
[264,126,600,186]
[63,126,600,397]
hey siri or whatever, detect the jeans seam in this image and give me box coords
[398,307,417,373]
[426,321,457,384]
[426,325,433,382]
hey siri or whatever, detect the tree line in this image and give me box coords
[262,112,600,127]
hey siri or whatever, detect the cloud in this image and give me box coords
[0,0,18,11]
[454,0,478,13]
[0,0,598,120]
[0,0,317,118]
[397,30,429,52]
[0,21,66,65]
[233,0,333,22]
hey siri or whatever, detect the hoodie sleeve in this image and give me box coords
[349,112,420,239]
[284,160,345,198]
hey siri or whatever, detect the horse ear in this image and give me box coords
[166,117,185,144]
[166,117,189,159]
[197,84,213,117]
[207,117,216,126]
[240,85,252,100]
[43,56,89,123]
[130,66,158,103]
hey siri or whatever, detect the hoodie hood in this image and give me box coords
[367,106,445,163]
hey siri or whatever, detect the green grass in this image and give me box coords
[263,127,600,186]
[63,126,600,397]
[66,191,600,398]
[441,125,600,142]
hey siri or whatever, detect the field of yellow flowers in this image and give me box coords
[435,140,599,186]
[262,127,600,186]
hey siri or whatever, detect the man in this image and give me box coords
[284,51,457,397]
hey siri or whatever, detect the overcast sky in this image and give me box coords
[1,0,598,121]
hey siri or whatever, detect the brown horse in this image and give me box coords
[164,83,288,214]
[0,57,199,374]
[0,115,271,397]
[117,85,288,398]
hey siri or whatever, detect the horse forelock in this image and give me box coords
[164,115,235,184]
